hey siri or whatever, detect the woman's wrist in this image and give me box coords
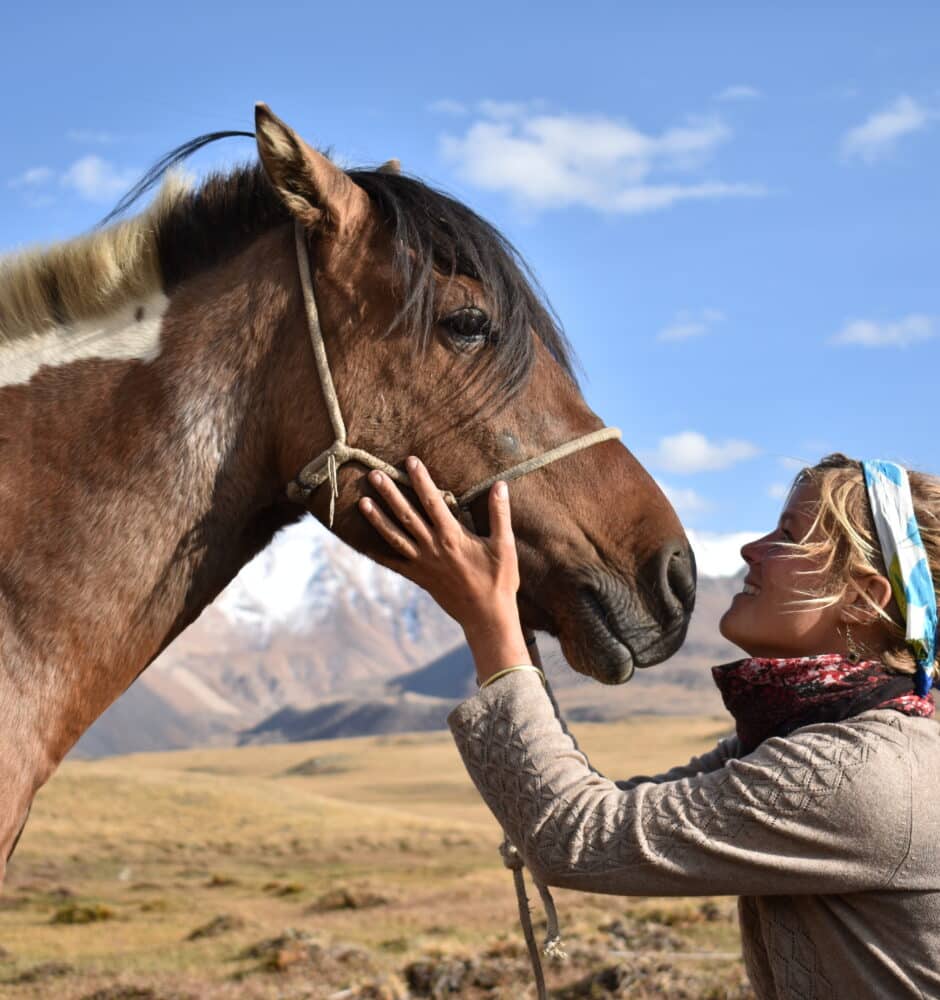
[464,613,531,684]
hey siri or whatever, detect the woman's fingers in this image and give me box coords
[488,481,516,554]
[358,497,420,560]
[367,470,433,548]
[405,457,460,535]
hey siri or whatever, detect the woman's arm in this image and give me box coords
[449,671,911,897]
[358,462,910,898]
[615,735,740,789]
[358,459,530,685]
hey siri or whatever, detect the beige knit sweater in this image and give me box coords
[448,671,940,1000]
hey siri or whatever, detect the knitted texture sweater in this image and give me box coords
[448,671,940,1000]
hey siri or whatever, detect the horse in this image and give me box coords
[0,104,695,882]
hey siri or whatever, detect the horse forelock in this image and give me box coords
[347,169,576,396]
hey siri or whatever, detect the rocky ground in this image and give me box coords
[1,718,751,999]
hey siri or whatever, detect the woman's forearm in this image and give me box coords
[464,610,532,685]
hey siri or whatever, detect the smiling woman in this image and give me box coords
[360,451,940,1000]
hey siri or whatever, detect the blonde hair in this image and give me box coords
[787,453,940,679]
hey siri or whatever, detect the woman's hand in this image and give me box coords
[357,456,531,681]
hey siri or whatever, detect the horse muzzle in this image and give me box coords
[549,542,696,684]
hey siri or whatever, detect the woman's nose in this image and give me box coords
[740,536,763,565]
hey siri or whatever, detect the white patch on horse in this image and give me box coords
[0,292,168,388]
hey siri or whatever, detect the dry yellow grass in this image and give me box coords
[0,716,749,999]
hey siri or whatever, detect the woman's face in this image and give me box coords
[719,481,848,658]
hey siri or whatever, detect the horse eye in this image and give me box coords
[440,307,494,351]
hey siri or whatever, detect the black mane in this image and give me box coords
[102,133,575,397]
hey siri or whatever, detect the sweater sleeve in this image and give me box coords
[615,735,740,790]
[448,671,912,897]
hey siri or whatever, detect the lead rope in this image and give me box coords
[285,221,621,525]
[500,837,566,999]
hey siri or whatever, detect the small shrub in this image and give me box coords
[185,913,245,941]
[51,902,114,925]
[205,874,239,888]
[308,887,387,912]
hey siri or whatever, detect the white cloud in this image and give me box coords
[657,307,724,342]
[656,480,710,515]
[61,155,138,203]
[830,314,935,348]
[440,102,766,215]
[767,482,789,500]
[841,95,932,162]
[8,166,55,188]
[67,128,118,145]
[10,155,138,205]
[686,529,754,578]
[477,99,541,120]
[651,431,760,474]
[715,85,762,102]
[428,99,468,116]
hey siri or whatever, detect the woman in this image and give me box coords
[358,452,940,999]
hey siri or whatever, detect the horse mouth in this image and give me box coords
[557,581,689,685]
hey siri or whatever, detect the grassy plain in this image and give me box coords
[0,716,753,999]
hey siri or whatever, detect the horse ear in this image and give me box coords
[254,103,369,237]
[377,158,401,175]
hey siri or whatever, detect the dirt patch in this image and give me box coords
[3,960,74,984]
[556,957,755,998]
[403,953,530,997]
[79,988,197,1000]
[599,916,685,951]
[281,754,350,777]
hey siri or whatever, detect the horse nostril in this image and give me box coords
[646,540,696,620]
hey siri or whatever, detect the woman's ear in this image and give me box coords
[841,574,894,624]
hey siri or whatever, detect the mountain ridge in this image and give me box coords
[74,517,745,757]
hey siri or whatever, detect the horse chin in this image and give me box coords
[560,632,637,686]
[542,576,690,685]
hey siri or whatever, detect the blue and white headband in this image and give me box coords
[862,460,938,696]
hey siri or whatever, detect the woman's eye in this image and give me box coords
[440,307,494,351]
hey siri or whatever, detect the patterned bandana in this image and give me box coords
[862,460,938,696]
[712,654,935,754]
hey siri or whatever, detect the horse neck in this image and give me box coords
[0,227,313,858]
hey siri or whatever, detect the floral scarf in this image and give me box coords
[711,653,935,754]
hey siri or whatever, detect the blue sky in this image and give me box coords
[3,1,938,540]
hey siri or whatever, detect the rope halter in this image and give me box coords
[285,221,621,526]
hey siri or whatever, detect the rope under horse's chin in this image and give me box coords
[286,218,621,999]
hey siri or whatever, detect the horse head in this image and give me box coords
[255,105,695,682]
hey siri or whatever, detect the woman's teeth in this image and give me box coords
[742,583,760,596]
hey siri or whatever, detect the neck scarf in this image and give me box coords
[712,653,935,754]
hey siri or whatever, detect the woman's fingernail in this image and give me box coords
[370,470,383,485]
[360,498,373,512]
[496,481,507,499]
[406,456,418,472]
